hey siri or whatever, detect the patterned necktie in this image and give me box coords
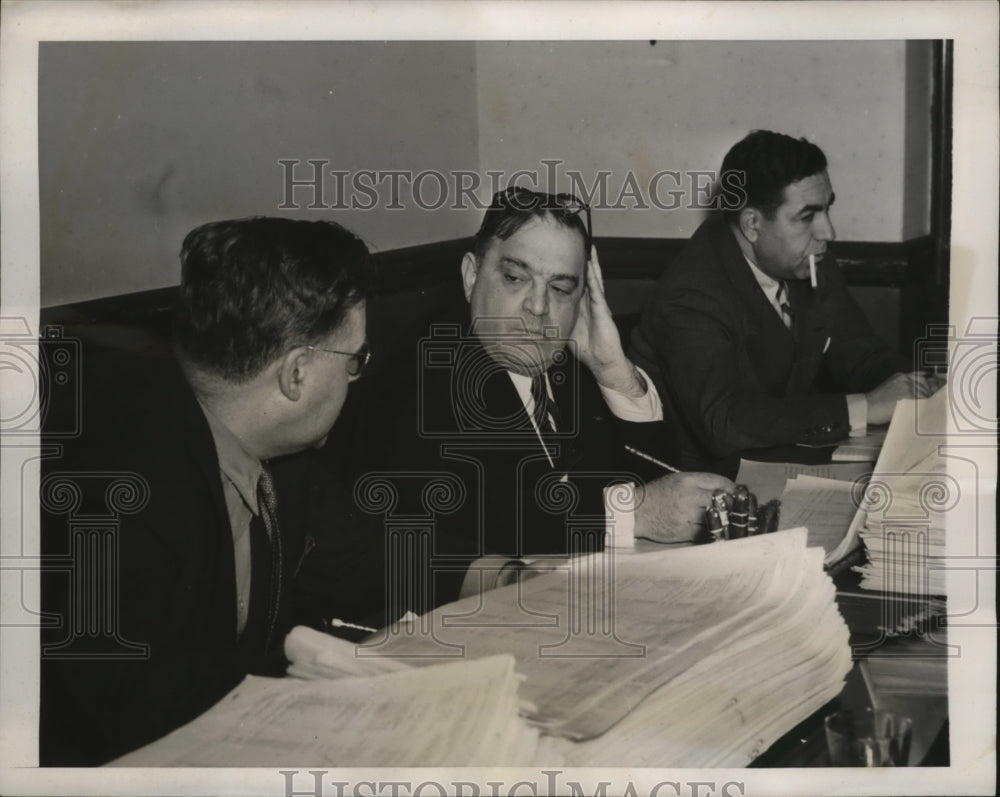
[530,373,564,469]
[776,280,795,329]
[530,373,556,434]
[256,467,283,650]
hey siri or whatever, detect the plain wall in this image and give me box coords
[476,40,931,240]
[39,41,480,305]
[39,40,935,306]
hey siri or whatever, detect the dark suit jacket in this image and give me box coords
[630,215,904,469]
[39,353,389,765]
[340,313,664,562]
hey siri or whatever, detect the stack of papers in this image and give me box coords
[735,459,872,568]
[777,475,866,566]
[113,653,552,766]
[559,534,851,767]
[735,459,872,506]
[114,532,850,768]
[366,529,852,766]
[851,390,950,596]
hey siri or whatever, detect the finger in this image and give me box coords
[911,373,935,397]
[589,246,606,295]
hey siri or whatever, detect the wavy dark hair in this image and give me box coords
[174,217,370,382]
[719,130,827,221]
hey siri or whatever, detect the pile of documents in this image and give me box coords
[113,651,554,766]
[115,531,850,768]
[851,389,950,596]
[365,529,851,767]
[736,459,872,567]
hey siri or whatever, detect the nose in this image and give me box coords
[522,283,549,317]
[815,211,836,243]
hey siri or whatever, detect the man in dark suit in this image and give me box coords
[39,217,401,765]
[351,187,730,582]
[631,130,943,469]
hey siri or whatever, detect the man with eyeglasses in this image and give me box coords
[40,217,389,765]
[630,130,943,470]
[351,187,732,583]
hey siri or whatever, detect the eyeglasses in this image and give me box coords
[493,186,593,243]
[302,341,371,378]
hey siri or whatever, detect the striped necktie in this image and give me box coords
[530,373,556,434]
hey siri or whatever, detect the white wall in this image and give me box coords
[40,40,934,306]
[476,40,930,241]
[40,42,479,306]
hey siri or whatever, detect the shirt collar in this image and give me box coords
[506,370,549,397]
[198,401,264,516]
[743,254,782,297]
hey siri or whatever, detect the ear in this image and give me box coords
[738,206,760,243]
[276,347,309,401]
[460,252,479,302]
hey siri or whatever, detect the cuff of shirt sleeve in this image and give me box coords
[598,365,663,422]
[846,393,868,437]
[604,482,636,549]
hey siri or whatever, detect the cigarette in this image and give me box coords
[809,254,818,289]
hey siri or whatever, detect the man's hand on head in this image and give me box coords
[865,371,947,425]
[633,472,736,544]
[570,246,646,398]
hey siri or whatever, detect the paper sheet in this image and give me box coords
[735,459,873,503]
[777,475,865,563]
[112,654,543,767]
[364,530,845,741]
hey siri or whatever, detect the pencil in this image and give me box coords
[624,444,680,473]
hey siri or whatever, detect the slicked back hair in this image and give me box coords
[174,217,369,383]
[471,189,590,263]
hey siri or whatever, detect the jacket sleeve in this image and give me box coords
[644,282,853,459]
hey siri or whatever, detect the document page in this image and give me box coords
[112,654,542,767]
[777,475,864,563]
[736,459,872,503]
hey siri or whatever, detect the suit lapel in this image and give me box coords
[165,361,241,642]
[455,339,578,469]
[549,355,585,471]
[714,222,798,395]
[786,279,830,393]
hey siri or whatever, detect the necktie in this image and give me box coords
[530,373,564,469]
[530,373,556,434]
[256,467,283,650]
[776,281,794,330]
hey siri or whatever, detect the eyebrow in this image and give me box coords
[497,256,581,287]
[795,192,836,218]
